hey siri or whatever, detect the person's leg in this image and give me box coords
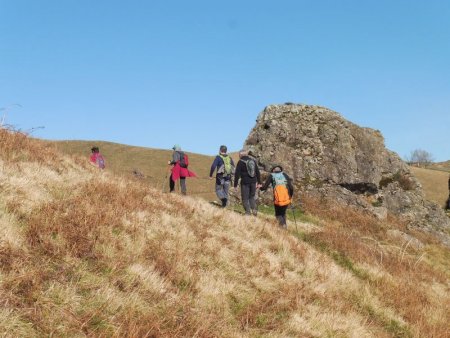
[180,177,187,195]
[215,178,226,206]
[275,205,287,227]
[249,183,257,215]
[215,183,224,205]
[241,184,251,215]
[169,174,175,192]
[280,205,288,228]
[222,180,230,207]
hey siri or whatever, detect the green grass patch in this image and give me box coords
[293,231,370,281]
[352,297,413,338]
[255,203,321,225]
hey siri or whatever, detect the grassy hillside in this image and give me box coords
[53,140,219,201]
[410,166,449,207]
[426,160,450,172]
[1,129,450,337]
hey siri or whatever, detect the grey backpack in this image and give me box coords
[244,159,256,178]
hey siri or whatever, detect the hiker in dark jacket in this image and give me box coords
[447,175,450,210]
[210,145,235,207]
[233,150,261,215]
[260,165,294,228]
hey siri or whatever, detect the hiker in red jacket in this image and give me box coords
[90,146,105,169]
[168,144,196,195]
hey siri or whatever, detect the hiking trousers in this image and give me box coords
[275,205,288,227]
[241,183,257,215]
[215,178,231,201]
[170,175,186,194]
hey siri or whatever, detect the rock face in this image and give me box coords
[245,104,450,243]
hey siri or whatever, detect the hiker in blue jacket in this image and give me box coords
[210,145,235,207]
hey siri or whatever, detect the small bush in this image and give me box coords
[379,171,415,191]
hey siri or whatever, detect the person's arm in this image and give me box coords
[234,160,242,188]
[284,173,294,197]
[255,162,262,184]
[210,156,220,177]
[260,174,272,191]
[169,152,180,165]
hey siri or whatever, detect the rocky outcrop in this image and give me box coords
[245,104,450,244]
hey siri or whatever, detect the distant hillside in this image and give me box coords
[1,128,449,337]
[53,140,218,201]
[410,166,449,207]
[426,160,450,172]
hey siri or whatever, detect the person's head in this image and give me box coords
[91,146,99,153]
[172,144,181,151]
[271,165,283,173]
[219,145,227,154]
[239,149,248,158]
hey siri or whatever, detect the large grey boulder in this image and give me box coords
[245,104,450,244]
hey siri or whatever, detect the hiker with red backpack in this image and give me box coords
[168,144,196,195]
[209,145,235,207]
[233,149,261,216]
[260,165,294,228]
[90,146,106,169]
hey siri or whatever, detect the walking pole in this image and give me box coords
[163,164,171,193]
[290,202,298,234]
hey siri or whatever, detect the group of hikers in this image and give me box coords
[90,144,450,224]
[167,144,294,228]
[89,144,295,228]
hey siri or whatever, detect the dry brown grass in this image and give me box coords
[410,166,449,207]
[1,129,449,337]
[0,128,58,165]
[53,140,219,201]
[300,195,450,338]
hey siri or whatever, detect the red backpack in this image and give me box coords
[179,152,189,168]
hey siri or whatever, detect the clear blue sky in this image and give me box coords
[1,0,449,161]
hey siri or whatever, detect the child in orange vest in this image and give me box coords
[260,165,294,228]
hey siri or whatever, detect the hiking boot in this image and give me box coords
[221,198,227,208]
[252,210,258,217]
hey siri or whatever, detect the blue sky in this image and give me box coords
[1,0,449,161]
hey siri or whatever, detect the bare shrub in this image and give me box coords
[0,127,58,165]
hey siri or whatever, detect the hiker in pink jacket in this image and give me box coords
[90,146,105,169]
[168,145,196,195]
